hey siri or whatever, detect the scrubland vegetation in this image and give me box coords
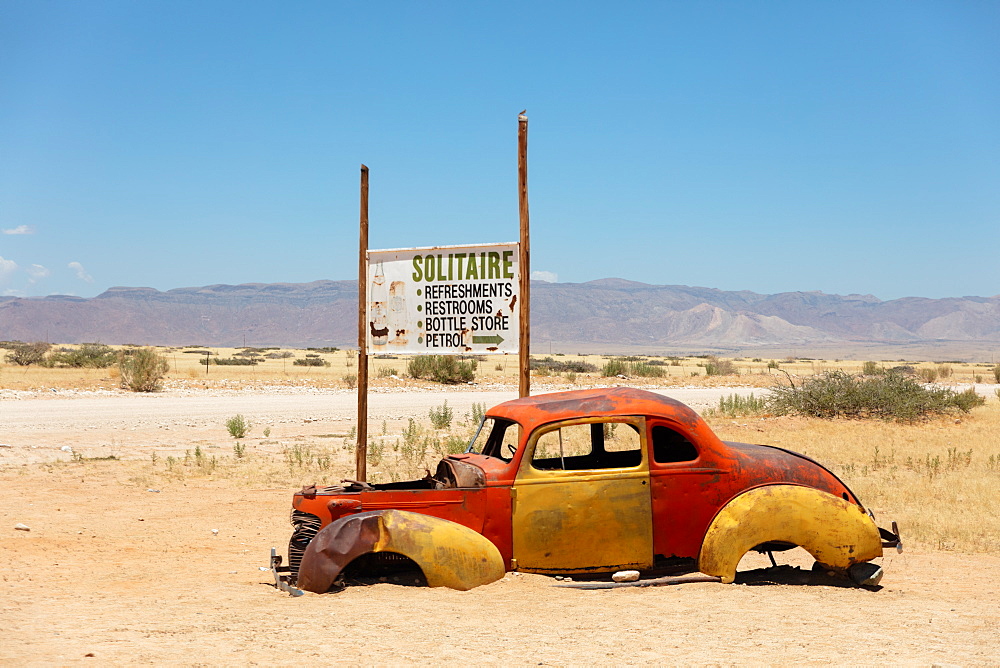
[4,340,1000,553]
[3,340,999,391]
[34,392,1000,555]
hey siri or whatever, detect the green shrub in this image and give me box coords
[918,367,938,383]
[293,357,330,367]
[343,373,357,389]
[469,402,487,425]
[711,393,767,417]
[532,356,589,373]
[407,355,476,384]
[600,358,665,377]
[429,401,453,429]
[119,347,169,392]
[861,361,882,376]
[951,388,986,412]
[629,362,665,377]
[601,358,628,376]
[205,357,258,366]
[768,371,985,422]
[46,342,117,368]
[4,341,50,366]
[226,414,251,439]
[704,356,738,376]
[993,364,1000,384]
[767,360,780,370]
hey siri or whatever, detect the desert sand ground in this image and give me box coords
[3,381,999,665]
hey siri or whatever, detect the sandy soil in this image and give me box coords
[2,386,999,665]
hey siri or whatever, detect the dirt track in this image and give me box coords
[0,385,760,465]
[2,386,999,664]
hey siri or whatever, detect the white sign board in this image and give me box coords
[366,243,519,355]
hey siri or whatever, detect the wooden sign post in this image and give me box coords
[518,111,531,399]
[356,165,369,482]
[354,112,532,480]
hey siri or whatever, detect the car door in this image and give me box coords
[511,417,653,573]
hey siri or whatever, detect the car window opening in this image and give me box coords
[469,417,520,462]
[532,421,642,471]
[652,425,698,463]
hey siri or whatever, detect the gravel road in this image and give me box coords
[1,385,763,433]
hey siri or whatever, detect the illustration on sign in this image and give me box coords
[366,243,519,355]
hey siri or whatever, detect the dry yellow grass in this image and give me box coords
[707,400,1000,554]
[7,345,995,392]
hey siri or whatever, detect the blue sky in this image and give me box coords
[1,1,997,301]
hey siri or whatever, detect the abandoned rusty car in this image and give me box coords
[273,387,900,593]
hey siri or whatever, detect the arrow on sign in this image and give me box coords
[472,334,505,345]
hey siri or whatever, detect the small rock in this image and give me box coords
[211,529,219,535]
[147,489,160,493]
[14,523,31,531]
[61,446,73,452]
[612,570,640,583]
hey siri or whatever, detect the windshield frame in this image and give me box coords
[466,416,521,462]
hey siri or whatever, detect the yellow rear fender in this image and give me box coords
[698,485,883,584]
[297,509,505,593]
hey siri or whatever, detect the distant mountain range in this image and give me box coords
[2,279,999,360]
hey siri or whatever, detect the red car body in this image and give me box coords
[286,387,896,591]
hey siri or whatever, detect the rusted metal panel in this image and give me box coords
[512,474,654,572]
[297,509,504,593]
[511,415,654,573]
[697,485,883,583]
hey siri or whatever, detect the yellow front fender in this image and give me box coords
[698,485,883,584]
[298,509,505,593]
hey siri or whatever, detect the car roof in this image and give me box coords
[487,387,707,434]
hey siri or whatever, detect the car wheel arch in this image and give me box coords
[697,484,883,584]
[297,509,505,593]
